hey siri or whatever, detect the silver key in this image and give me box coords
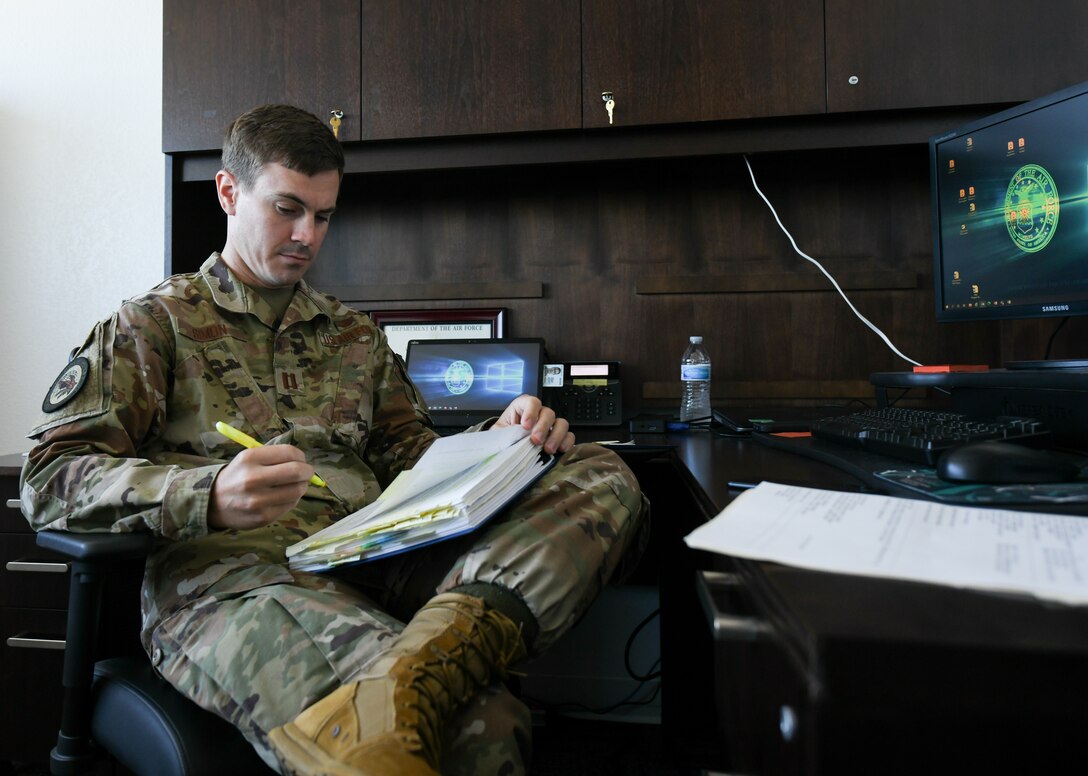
[605,98,615,125]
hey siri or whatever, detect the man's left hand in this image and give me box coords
[494,394,575,455]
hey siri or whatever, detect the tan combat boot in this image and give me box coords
[268,592,527,776]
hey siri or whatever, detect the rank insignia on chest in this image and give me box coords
[277,368,305,395]
[43,357,90,412]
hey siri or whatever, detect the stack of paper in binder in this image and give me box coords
[286,425,555,571]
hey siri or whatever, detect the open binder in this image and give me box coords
[286,425,555,571]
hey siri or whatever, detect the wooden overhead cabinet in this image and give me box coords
[359,0,581,139]
[581,0,826,128]
[825,0,1088,113]
[163,0,361,152]
[163,0,581,151]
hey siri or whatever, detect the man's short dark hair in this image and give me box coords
[222,104,345,189]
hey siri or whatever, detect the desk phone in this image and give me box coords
[545,361,623,427]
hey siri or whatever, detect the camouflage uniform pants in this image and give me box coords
[150,443,647,774]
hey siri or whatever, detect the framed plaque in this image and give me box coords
[368,308,506,359]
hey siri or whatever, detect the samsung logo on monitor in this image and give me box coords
[1041,304,1071,312]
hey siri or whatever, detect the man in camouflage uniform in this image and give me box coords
[20,105,646,776]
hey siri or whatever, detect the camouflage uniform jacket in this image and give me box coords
[20,253,438,639]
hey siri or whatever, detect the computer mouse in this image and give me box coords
[936,441,1083,484]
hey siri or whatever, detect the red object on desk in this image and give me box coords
[773,431,812,438]
[913,364,989,373]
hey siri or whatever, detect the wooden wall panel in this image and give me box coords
[172,145,1047,414]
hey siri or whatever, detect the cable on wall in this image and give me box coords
[743,155,922,367]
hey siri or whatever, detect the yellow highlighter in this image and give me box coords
[214,421,327,488]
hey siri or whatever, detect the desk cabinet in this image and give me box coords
[700,563,1088,774]
[0,455,67,769]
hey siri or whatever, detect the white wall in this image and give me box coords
[0,1,164,455]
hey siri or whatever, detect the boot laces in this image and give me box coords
[398,603,525,763]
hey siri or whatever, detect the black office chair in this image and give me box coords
[37,531,272,776]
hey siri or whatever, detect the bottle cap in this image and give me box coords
[690,336,702,343]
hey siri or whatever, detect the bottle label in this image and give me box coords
[681,364,711,381]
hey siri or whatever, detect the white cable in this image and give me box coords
[743,155,922,367]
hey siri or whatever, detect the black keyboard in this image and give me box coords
[809,407,1049,465]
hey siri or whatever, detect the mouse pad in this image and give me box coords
[875,469,1088,505]
[751,432,1088,507]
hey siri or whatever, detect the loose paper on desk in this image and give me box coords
[685,482,1088,605]
[286,425,553,571]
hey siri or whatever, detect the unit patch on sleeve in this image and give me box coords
[42,357,90,413]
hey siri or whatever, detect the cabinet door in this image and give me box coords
[582,0,825,129]
[827,0,1088,113]
[360,0,581,140]
[163,0,361,152]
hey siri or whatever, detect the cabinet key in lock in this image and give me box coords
[601,92,615,125]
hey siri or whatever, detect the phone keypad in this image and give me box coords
[556,386,621,426]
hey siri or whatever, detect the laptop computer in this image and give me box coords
[405,338,545,432]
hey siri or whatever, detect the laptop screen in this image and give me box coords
[405,338,545,428]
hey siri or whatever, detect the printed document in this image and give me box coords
[685,482,1088,605]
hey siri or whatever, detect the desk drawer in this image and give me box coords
[1,533,69,608]
[2,493,30,533]
[697,571,811,776]
[1,606,65,763]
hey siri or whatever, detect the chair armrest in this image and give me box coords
[37,530,154,562]
[40,530,153,776]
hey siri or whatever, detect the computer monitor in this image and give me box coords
[930,79,1088,367]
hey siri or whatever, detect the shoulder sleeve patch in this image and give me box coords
[27,319,112,439]
[42,357,90,412]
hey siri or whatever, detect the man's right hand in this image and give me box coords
[208,445,315,530]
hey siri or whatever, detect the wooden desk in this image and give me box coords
[615,430,1088,775]
[7,430,1087,774]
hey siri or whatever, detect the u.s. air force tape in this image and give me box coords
[43,356,90,413]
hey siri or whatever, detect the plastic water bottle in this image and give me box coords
[680,336,712,422]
